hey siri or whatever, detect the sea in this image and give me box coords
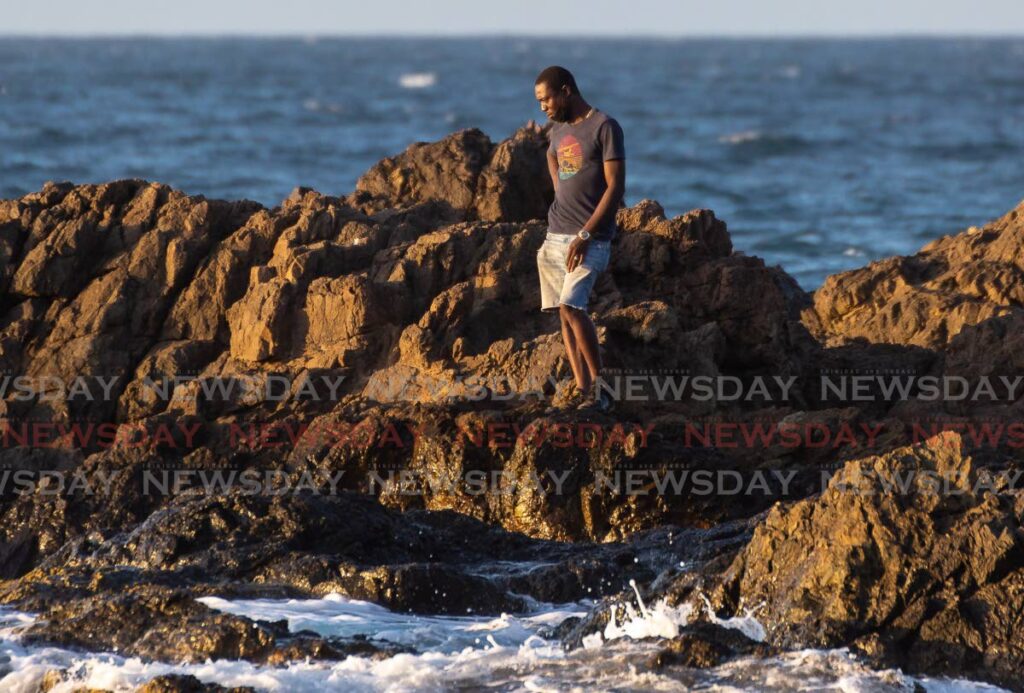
[0,37,1021,691]
[2,37,1023,289]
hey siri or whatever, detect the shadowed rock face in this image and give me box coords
[2,123,1024,687]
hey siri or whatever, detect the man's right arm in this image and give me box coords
[547,150,559,192]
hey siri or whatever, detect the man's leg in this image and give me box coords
[559,304,601,393]
[559,306,586,390]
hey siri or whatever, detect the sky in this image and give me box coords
[4,0,1024,36]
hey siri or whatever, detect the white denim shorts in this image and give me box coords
[536,230,611,312]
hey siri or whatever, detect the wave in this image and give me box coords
[718,129,764,145]
[302,99,346,114]
[398,72,436,89]
[717,130,816,156]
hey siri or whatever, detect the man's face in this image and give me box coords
[535,82,570,122]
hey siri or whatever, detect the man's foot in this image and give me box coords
[577,390,613,413]
[544,381,585,414]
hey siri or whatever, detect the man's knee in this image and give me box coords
[559,303,583,322]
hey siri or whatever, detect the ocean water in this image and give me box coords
[0,594,1009,692]
[2,37,1023,289]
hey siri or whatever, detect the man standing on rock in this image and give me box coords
[534,65,625,412]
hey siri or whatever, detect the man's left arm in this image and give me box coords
[566,158,625,271]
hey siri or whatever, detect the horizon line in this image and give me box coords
[2,31,1024,40]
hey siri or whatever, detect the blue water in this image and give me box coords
[1,37,1022,289]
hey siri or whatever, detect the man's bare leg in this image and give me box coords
[559,304,602,393]
[559,306,587,391]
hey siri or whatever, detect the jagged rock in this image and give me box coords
[3,180,260,423]
[0,488,678,614]
[161,208,285,345]
[117,339,223,420]
[611,204,815,377]
[355,128,491,215]
[352,124,553,223]
[709,431,1024,688]
[473,122,554,222]
[935,311,1024,421]
[804,200,1024,349]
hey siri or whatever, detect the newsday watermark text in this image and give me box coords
[4,372,1024,403]
[1,466,1018,499]
[1,418,1023,450]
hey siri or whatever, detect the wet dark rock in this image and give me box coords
[135,674,256,692]
[21,585,279,663]
[265,632,413,665]
[648,622,775,669]
[558,517,764,650]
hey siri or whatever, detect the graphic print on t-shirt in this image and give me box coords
[556,134,583,180]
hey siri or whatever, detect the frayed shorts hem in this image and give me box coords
[536,231,610,314]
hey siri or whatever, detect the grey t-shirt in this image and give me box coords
[546,109,625,241]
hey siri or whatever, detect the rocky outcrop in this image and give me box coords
[804,200,1024,349]
[708,431,1024,688]
[0,120,829,560]
[1,487,699,614]
[2,122,1024,686]
[352,123,553,222]
[19,581,413,669]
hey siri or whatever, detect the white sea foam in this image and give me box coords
[700,595,767,642]
[0,599,1011,692]
[198,593,586,653]
[398,72,436,89]
[593,581,693,645]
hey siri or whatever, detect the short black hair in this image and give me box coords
[535,66,579,95]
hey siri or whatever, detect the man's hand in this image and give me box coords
[566,236,589,272]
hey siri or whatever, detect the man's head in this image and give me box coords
[534,66,580,123]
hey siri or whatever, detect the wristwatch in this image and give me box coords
[577,229,591,241]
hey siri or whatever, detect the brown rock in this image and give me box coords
[710,431,1024,688]
[474,122,554,222]
[805,201,1024,349]
[353,125,552,222]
